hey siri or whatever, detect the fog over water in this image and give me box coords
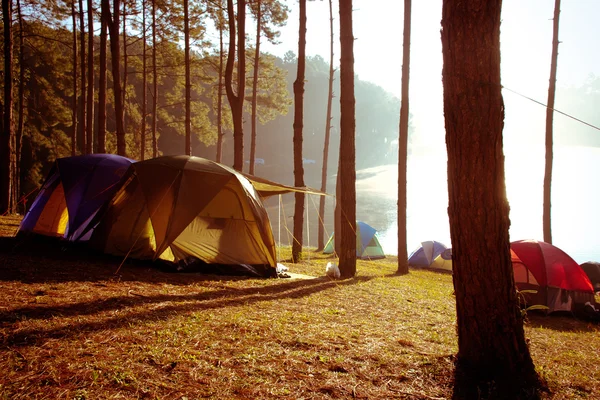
[262,0,600,265]
[268,145,600,265]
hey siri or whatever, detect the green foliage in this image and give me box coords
[3,2,403,196]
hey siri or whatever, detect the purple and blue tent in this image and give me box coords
[18,154,133,241]
[408,240,448,268]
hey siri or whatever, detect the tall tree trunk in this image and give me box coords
[86,0,94,154]
[441,1,543,398]
[184,0,191,155]
[141,0,146,160]
[78,0,86,153]
[1,0,14,214]
[396,0,411,275]
[215,4,224,163]
[317,0,334,252]
[291,0,306,262]
[338,0,356,278]
[151,0,157,157]
[15,0,25,212]
[71,0,78,156]
[225,0,246,172]
[249,0,261,175]
[334,156,341,255]
[122,0,127,135]
[98,0,108,153]
[106,0,126,156]
[543,0,561,245]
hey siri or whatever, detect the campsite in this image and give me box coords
[1,215,599,399]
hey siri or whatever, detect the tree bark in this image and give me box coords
[151,0,157,157]
[215,2,224,163]
[338,0,356,278]
[396,0,411,275]
[15,0,25,212]
[225,0,246,172]
[184,0,191,155]
[98,1,108,153]
[71,0,78,156]
[441,1,543,398]
[1,0,14,214]
[86,0,94,154]
[141,0,147,160]
[107,0,126,156]
[291,0,306,262]
[78,0,86,153]
[122,0,127,135]
[317,0,334,252]
[543,0,561,245]
[249,0,261,175]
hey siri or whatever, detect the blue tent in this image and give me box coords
[408,240,448,268]
[19,154,133,241]
[323,221,386,259]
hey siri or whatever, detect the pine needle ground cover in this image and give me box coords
[0,216,598,399]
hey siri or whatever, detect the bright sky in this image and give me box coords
[263,0,600,150]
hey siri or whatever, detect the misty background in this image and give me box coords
[257,0,600,263]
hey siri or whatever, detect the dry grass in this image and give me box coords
[0,216,599,399]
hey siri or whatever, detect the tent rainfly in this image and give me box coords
[18,154,133,241]
[408,240,448,268]
[323,221,386,260]
[511,239,595,313]
[89,155,283,277]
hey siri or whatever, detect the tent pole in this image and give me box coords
[306,194,310,262]
[278,194,281,263]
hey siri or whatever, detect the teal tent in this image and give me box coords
[323,221,386,260]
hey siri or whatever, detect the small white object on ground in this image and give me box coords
[325,262,340,279]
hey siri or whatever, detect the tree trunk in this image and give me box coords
[184,0,191,155]
[338,0,356,278]
[441,1,543,398]
[317,0,334,252]
[1,0,14,214]
[151,0,157,157]
[71,0,78,156]
[86,0,94,154]
[215,4,224,163]
[396,0,411,275]
[249,0,261,175]
[106,0,126,156]
[334,156,341,255]
[543,0,561,245]
[141,0,146,160]
[98,1,108,153]
[78,0,86,153]
[225,0,246,172]
[15,0,25,212]
[291,0,306,263]
[122,0,127,134]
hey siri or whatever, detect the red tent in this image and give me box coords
[511,240,595,313]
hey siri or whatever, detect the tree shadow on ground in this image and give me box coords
[0,267,372,349]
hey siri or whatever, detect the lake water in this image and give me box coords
[266,145,600,264]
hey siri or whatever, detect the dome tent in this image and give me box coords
[90,156,280,277]
[322,221,385,260]
[580,262,600,292]
[18,154,133,241]
[511,239,595,313]
[408,240,448,268]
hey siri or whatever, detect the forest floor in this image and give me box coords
[0,215,599,399]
